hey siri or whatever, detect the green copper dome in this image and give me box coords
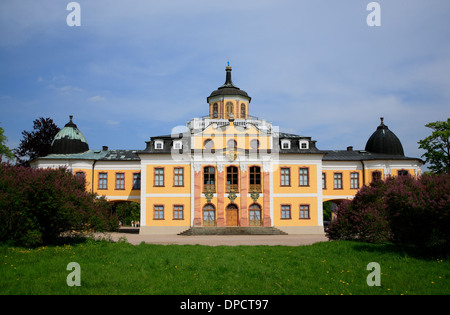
[50,115,89,154]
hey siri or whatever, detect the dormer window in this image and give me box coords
[299,140,309,150]
[281,140,291,149]
[155,140,164,150]
[173,140,182,150]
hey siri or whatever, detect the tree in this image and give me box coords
[0,123,14,160]
[116,202,140,226]
[13,117,60,167]
[418,118,450,174]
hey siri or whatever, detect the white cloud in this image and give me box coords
[88,95,107,102]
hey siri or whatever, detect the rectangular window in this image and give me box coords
[173,205,184,220]
[281,205,291,219]
[300,205,310,219]
[174,167,184,187]
[154,168,164,186]
[322,172,327,190]
[133,173,141,190]
[98,172,107,190]
[115,173,125,190]
[334,173,343,189]
[154,205,164,220]
[280,168,290,186]
[299,167,309,186]
[350,172,359,189]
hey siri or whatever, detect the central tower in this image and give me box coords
[206,64,251,119]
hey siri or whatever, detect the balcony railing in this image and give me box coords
[226,184,239,193]
[203,184,216,193]
[249,184,262,193]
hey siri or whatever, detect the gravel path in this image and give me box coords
[93,232,329,246]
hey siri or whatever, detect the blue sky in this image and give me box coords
[1,0,449,167]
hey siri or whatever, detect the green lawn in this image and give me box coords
[1,239,448,295]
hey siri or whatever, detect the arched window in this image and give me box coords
[240,104,246,118]
[203,204,216,226]
[226,166,238,192]
[372,171,382,182]
[204,139,214,149]
[213,103,218,118]
[203,166,216,192]
[249,203,262,226]
[226,102,233,118]
[249,166,261,192]
[227,139,237,149]
[250,139,260,149]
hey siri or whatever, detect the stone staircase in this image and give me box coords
[178,226,288,236]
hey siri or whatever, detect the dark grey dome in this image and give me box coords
[207,65,251,103]
[365,118,404,156]
[50,115,89,154]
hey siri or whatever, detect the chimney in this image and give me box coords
[102,146,108,151]
[347,146,353,151]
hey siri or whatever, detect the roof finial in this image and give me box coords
[227,60,230,67]
[380,117,384,125]
[69,115,73,122]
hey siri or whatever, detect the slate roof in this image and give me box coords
[37,149,140,161]
[100,150,140,161]
[322,150,423,162]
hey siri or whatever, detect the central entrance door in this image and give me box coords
[226,204,239,226]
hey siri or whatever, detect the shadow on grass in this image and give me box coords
[0,232,117,249]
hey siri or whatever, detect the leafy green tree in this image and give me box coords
[13,117,60,167]
[0,123,14,160]
[418,119,450,174]
[116,202,140,226]
[322,201,332,222]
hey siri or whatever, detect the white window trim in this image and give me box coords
[155,140,164,150]
[173,140,182,150]
[281,139,291,149]
[299,140,309,150]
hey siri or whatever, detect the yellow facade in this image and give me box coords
[32,65,423,235]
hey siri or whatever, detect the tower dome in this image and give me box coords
[207,64,251,103]
[50,115,89,154]
[365,117,404,156]
[206,64,251,119]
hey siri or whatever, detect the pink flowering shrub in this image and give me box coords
[327,174,450,255]
[326,180,391,244]
[0,163,119,246]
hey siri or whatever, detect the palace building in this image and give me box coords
[31,65,423,235]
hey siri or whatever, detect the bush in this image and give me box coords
[326,182,391,244]
[327,174,450,255]
[0,163,119,247]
